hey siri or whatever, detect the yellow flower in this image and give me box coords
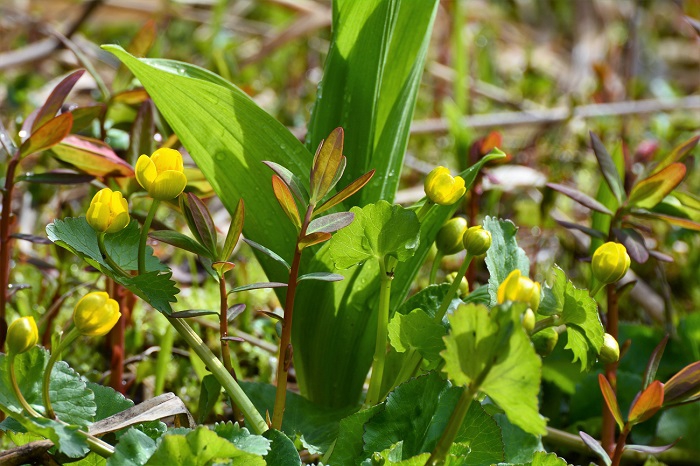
[73,292,121,337]
[592,242,630,285]
[497,269,541,312]
[135,148,187,200]
[424,167,466,205]
[86,188,130,234]
[7,316,38,355]
[436,217,468,255]
[463,225,492,257]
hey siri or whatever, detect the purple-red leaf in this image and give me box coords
[50,134,134,177]
[20,113,73,158]
[628,380,664,424]
[664,360,700,406]
[612,228,649,263]
[220,199,244,262]
[298,232,332,250]
[171,309,218,318]
[599,374,625,430]
[310,127,344,203]
[547,183,613,215]
[230,282,288,293]
[624,441,678,454]
[11,233,52,245]
[227,303,246,322]
[629,163,686,210]
[590,131,625,203]
[272,174,302,229]
[652,134,699,174]
[263,161,308,203]
[180,193,217,256]
[307,212,355,234]
[16,171,94,185]
[631,210,700,232]
[32,70,85,132]
[128,100,154,165]
[579,431,611,466]
[555,220,606,239]
[314,169,375,216]
[643,335,669,391]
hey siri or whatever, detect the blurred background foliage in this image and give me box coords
[2,0,700,460]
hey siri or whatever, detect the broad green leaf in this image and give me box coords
[107,428,157,466]
[13,415,90,458]
[328,405,382,466]
[628,163,686,210]
[541,266,604,371]
[528,451,572,466]
[362,372,504,463]
[329,200,420,269]
[307,0,439,206]
[104,45,307,285]
[388,308,446,363]
[212,421,271,456]
[441,304,546,436]
[240,381,355,454]
[20,112,73,157]
[46,360,97,428]
[46,218,178,315]
[145,427,264,465]
[263,429,302,466]
[483,217,530,305]
[656,402,700,449]
[494,413,543,464]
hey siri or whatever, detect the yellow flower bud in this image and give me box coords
[436,217,468,256]
[592,242,630,285]
[599,333,620,364]
[424,166,466,206]
[522,308,536,333]
[463,225,492,257]
[532,327,559,356]
[445,272,469,299]
[73,292,121,337]
[497,269,541,312]
[7,316,38,355]
[86,188,130,234]
[135,148,187,201]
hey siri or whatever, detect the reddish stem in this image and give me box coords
[108,279,126,393]
[611,424,630,466]
[601,283,620,457]
[0,155,20,350]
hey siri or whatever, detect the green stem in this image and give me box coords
[138,200,160,275]
[417,200,435,222]
[426,386,476,466]
[271,204,313,430]
[98,233,129,277]
[219,276,243,423]
[9,354,42,418]
[77,430,115,457]
[394,254,473,388]
[364,260,394,407]
[429,252,443,285]
[167,316,267,434]
[154,325,174,396]
[531,315,562,335]
[43,327,81,419]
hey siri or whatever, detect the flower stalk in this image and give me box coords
[138,199,160,275]
[98,233,129,277]
[218,275,243,423]
[9,354,42,418]
[364,259,394,407]
[43,327,81,419]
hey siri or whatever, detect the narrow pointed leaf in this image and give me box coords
[598,374,624,430]
[648,250,674,262]
[128,100,155,165]
[307,212,355,234]
[259,311,284,323]
[547,183,613,215]
[664,361,700,406]
[272,174,302,229]
[263,161,308,203]
[212,261,236,276]
[631,210,700,231]
[69,105,104,133]
[643,335,669,391]
[674,191,700,211]
[652,134,699,174]
[171,309,219,318]
[326,156,347,194]
[310,127,344,203]
[242,238,290,270]
[20,113,73,157]
[16,171,94,185]
[314,170,376,216]
[298,232,332,250]
[227,303,246,322]
[555,220,606,239]
[113,19,157,92]
[230,282,288,293]
[180,193,217,255]
[628,380,664,424]
[629,163,686,209]
[590,132,625,203]
[11,233,52,244]
[33,70,85,132]
[579,431,611,466]
[149,230,213,258]
[625,441,678,454]
[221,198,245,262]
[221,336,245,342]
[612,227,649,263]
[297,272,344,283]
[51,134,134,177]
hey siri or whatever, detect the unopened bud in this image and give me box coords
[436,217,467,256]
[463,225,492,257]
[592,242,630,285]
[599,333,620,364]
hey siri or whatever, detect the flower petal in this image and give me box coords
[135,155,157,190]
[150,170,187,200]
